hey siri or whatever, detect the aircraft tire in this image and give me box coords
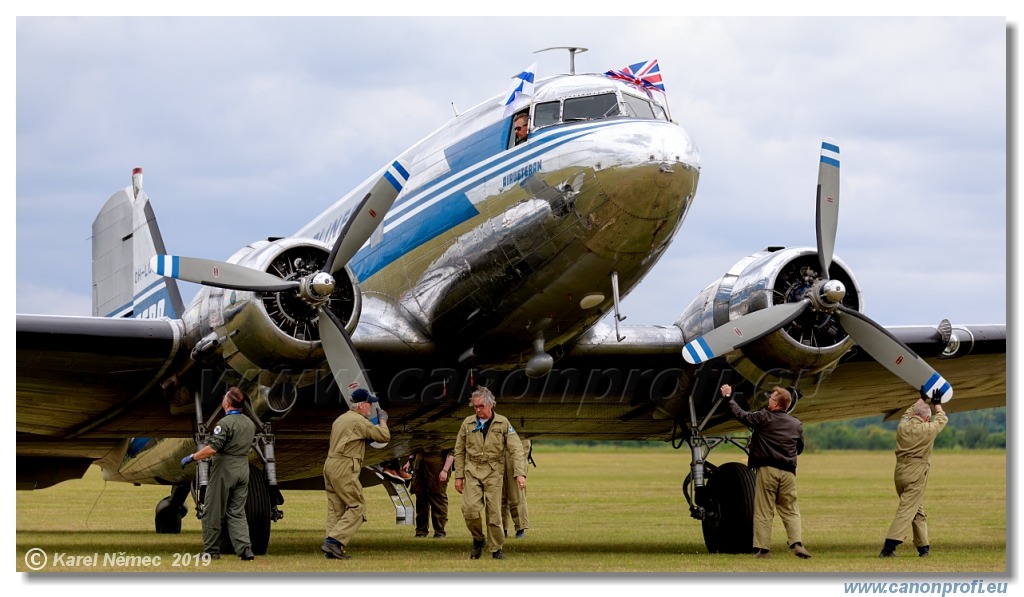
[219,464,273,555]
[154,495,186,534]
[700,462,756,554]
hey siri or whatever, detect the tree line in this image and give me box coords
[539,407,1006,451]
[803,406,1005,451]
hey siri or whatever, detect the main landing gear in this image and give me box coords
[677,374,756,554]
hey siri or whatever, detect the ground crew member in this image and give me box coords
[180,386,256,560]
[454,386,526,560]
[502,437,532,539]
[880,388,948,557]
[721,384,812,559]
[411,448,454,538]
[321,388,391,560]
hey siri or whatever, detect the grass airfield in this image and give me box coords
[16,447,1007,575]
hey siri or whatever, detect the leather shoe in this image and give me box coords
[204,552,220,560]
[791,544,812,559]
[239,547,255,560]
[879,549,898,558]
[753,550,770,559]
[492,549,505,559]
[469,539,484,559]
[515,529,526,539]
[433,532,446,539]
[321,539,351,560]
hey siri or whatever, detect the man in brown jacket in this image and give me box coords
[721,384,811,559]
[454,386,526,560]
[880,388,948,558]
[321,388,391,560]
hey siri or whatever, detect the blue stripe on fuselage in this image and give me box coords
[350,190,478,280]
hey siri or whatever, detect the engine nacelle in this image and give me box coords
[675,247,863,382]
[183,237,361,390]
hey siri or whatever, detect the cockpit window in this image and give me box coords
[531,90,668,131]
[534,101,560,128]
[563,93,619,121]
[621,94,656,119]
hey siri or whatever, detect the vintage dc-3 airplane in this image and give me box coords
[17,48,1005,555]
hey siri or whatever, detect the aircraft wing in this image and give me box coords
[16,314,187,438]
[567,321,1006,435]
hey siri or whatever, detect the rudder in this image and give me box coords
[92,167,184,319]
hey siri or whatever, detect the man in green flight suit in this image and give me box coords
[321,387,391,560]
[180,386,257,560]
[879,388,948,558]
[454,386,526,560]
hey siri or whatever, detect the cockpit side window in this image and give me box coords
[534,101,560,128]
[563,93,619,121]
[621,94,656,119]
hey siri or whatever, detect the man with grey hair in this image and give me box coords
[879,389,947,558]
[454,386,526,560]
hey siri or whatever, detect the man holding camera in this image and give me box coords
[879,388,948,558]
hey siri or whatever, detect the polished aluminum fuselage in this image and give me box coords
[295,74,700,368]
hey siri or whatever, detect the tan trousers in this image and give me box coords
[887,460,930,547]
[753,466,803,550]
[461,465,505,552]
[324,456,366,547]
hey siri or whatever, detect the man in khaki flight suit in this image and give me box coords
[879,388,947,558]
[321,388,391,560]
[454,386,526,560]
[502,437,532,539]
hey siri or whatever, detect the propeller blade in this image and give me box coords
[151,255,299,292]
[816,138,841,275]
[325,159,410,275]
[318,304,373,398]
[682,300,810,364]
[836,306,953,402]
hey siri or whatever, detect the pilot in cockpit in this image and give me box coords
[513,112,529,145]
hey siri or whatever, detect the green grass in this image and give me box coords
[16,448,1007,574]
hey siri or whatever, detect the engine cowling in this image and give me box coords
[675,247,862,381]
[184,237,361,389]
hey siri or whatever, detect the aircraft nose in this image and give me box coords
[577,123,700,257]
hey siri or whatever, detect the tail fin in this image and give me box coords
[92,168,185,319]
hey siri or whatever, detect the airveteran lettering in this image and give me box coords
[502,160,542,188]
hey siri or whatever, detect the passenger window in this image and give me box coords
[652,103,668,121]
[622,94,656,119]
[563,93,618,121]
[534,101,560,127]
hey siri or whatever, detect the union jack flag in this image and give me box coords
[604,58,665,97]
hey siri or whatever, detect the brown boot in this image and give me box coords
[790,543,812,559]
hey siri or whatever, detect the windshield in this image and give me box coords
[563,93,618,121]
[532,91,669,129]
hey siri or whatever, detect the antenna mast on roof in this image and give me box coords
[534,46,589,75]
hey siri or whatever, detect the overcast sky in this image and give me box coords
[15,17,1007,331]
